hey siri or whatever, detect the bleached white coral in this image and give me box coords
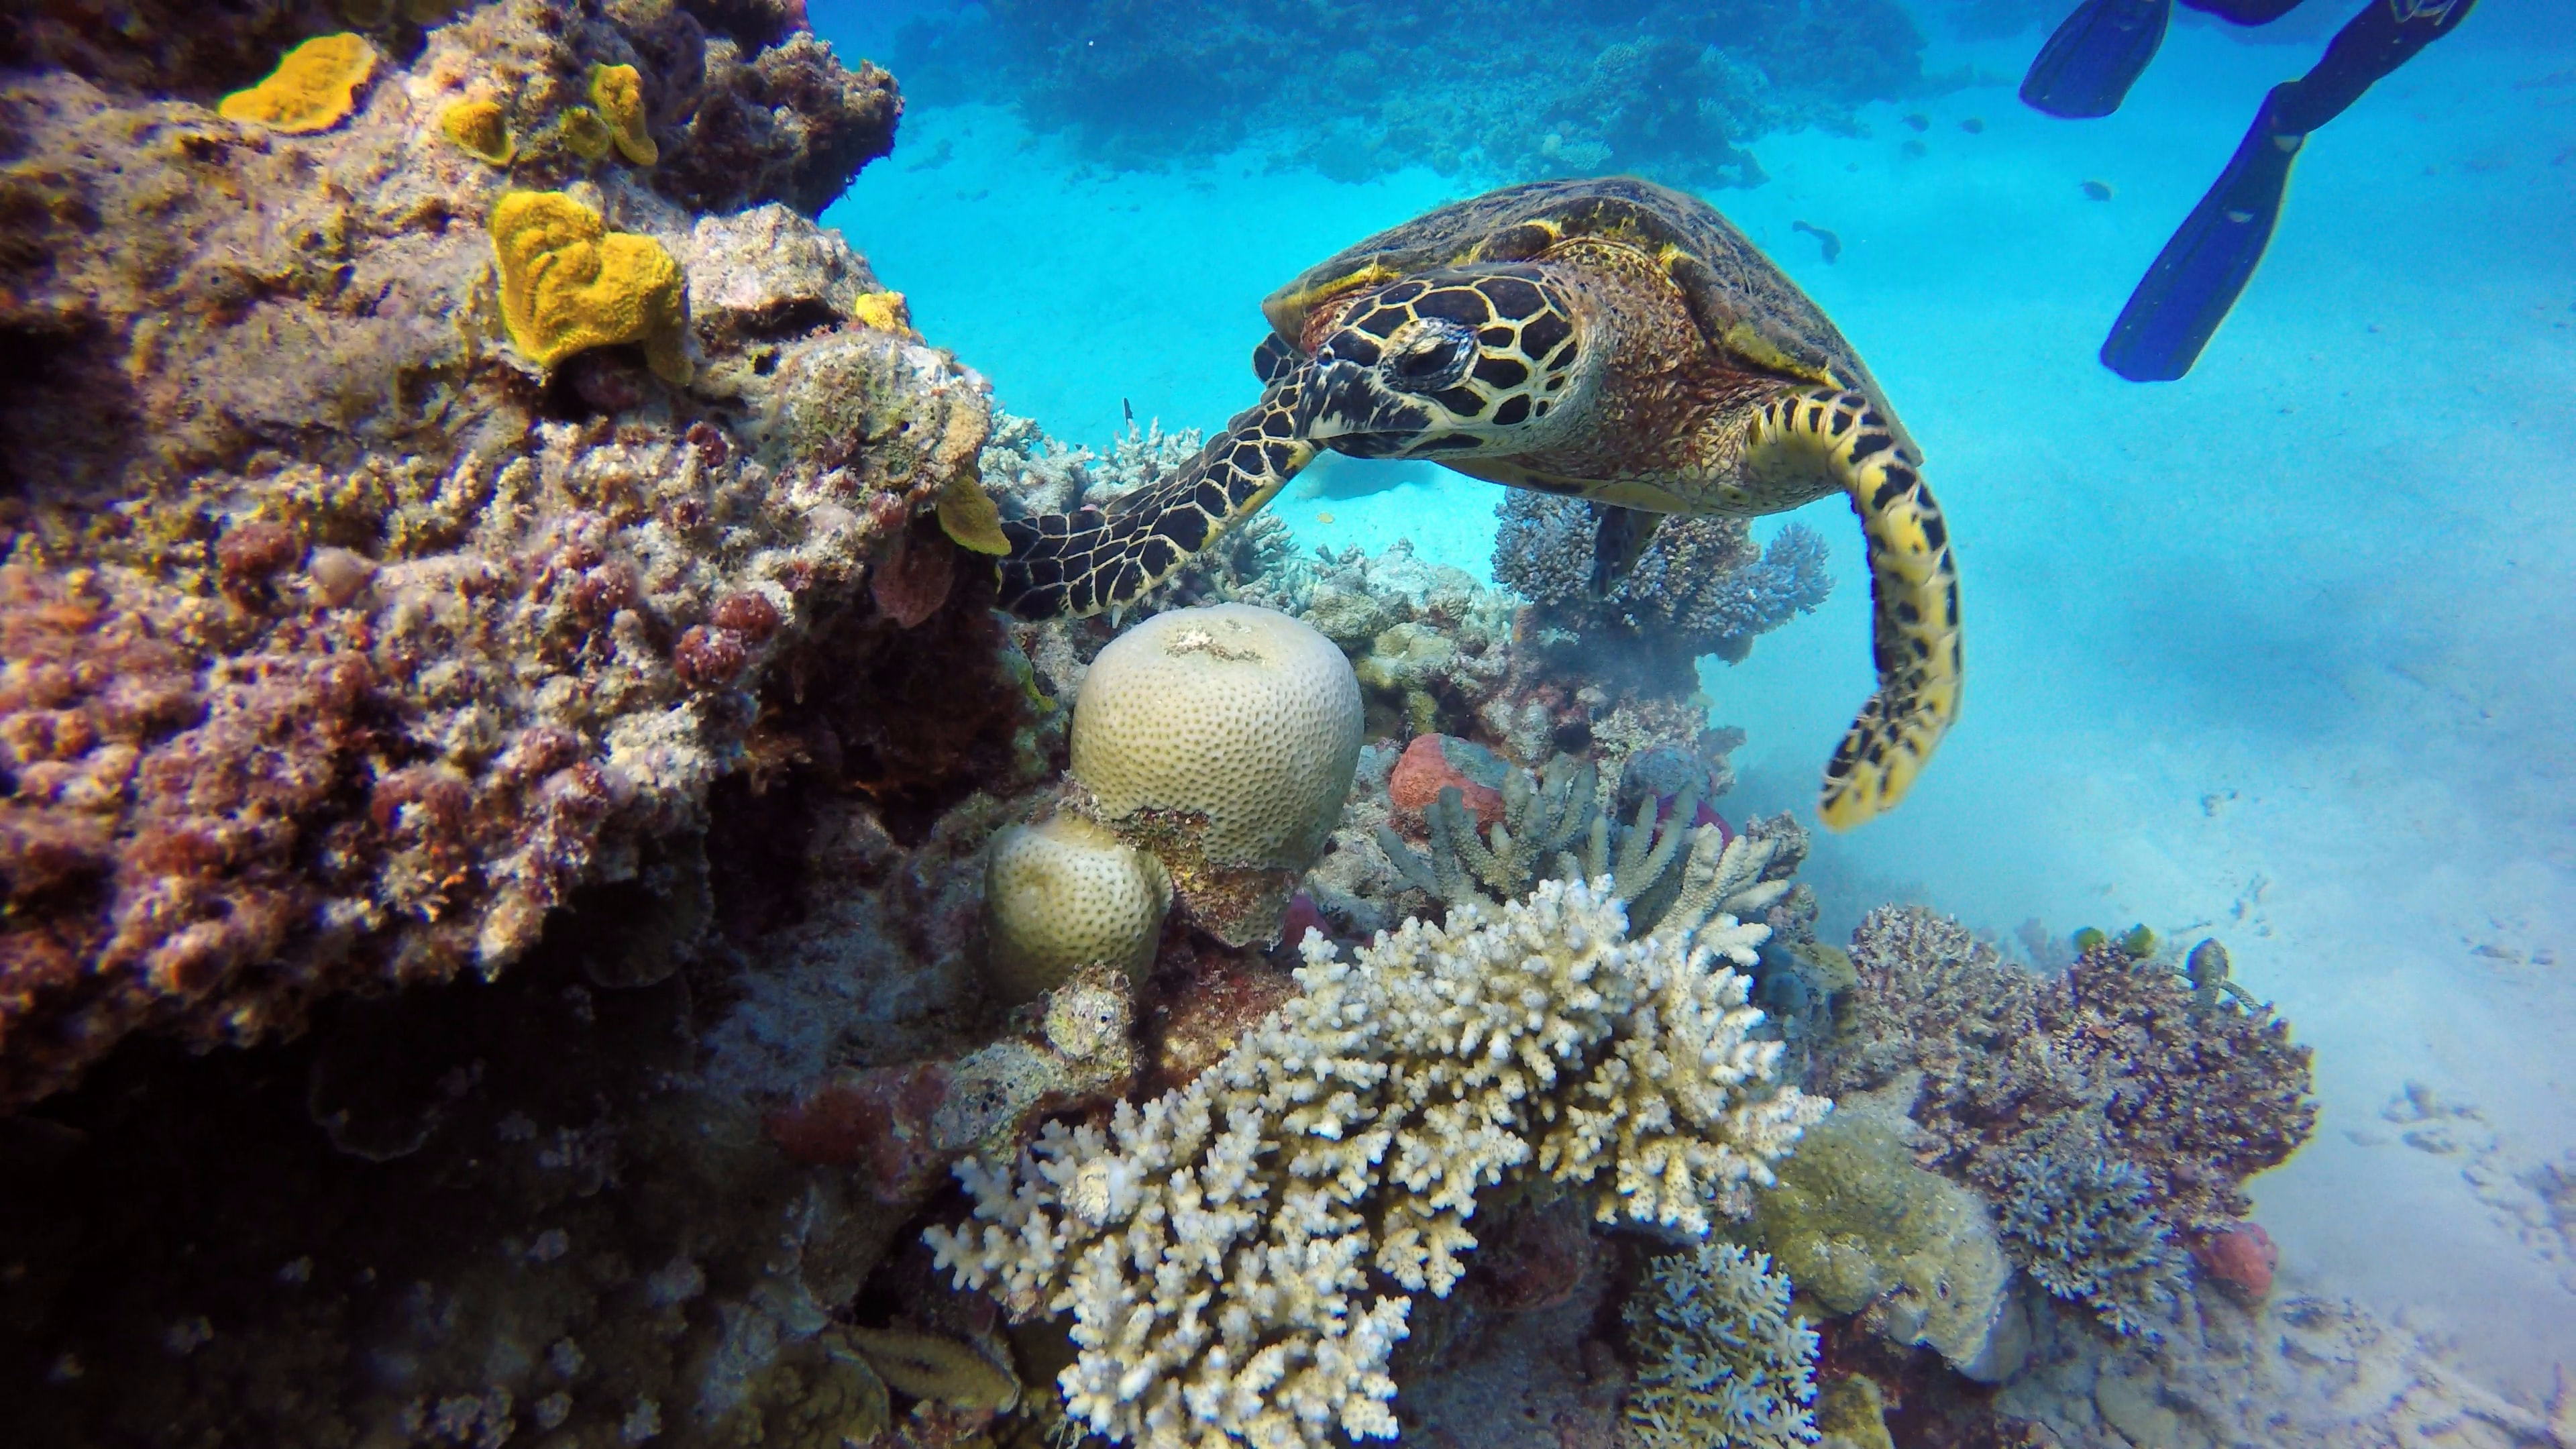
[926,878,1824,1449]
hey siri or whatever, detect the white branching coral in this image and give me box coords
[926,878,1825,1449]
[1625,1240,1821,1449]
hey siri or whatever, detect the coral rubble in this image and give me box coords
[928,879,1823,1448]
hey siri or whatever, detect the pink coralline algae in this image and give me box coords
[1388,732,1506,831]
[2194,1221,2279,1299]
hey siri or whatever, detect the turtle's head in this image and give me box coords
[1297,266,1588,461]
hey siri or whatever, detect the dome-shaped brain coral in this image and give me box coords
[488,190,690,384]
[217,33,377,133]
[436,97,514,165]
[588,62,657,165]
[1071,603,1362,946]
[983,812,1171,1005]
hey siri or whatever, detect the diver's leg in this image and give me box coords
[2100,0,2479,380]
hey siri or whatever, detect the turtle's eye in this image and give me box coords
[1383,321,1476,393]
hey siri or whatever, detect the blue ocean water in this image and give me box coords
[818,0,2576,1395]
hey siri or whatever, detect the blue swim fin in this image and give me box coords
[2021,0,2171,119]
[2101,89,2304,382]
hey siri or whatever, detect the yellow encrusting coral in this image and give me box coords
[841,1326,1019,1413]
[437,99,515,165]
[217,34,378,134]
[588,62,658,165]
[557,106,614,162]
[488,191,691,384]
[849,289,912,334]
[936,468,1010,555]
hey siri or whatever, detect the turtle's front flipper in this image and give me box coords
[994,376,1316,619]
[1749,388,1963,829]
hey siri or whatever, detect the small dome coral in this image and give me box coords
[983,814,1170,1005]
[488,190,691,384]
[1071,603,1361,946]
[217,34,377,134]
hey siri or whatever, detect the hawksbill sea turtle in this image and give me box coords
[994,176,1960,830]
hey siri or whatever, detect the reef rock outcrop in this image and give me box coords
[0,0,965,1107]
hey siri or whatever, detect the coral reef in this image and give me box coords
[1820,911,2316,1230]
[1067,603,1362,947]
[1623,1239,1821,1449]
[1815,909,2317,1344]
[0,0,971,1108]
[981,813,1170,1004]
[1994,1276,2570,1449]
[891,0,1925,186]
[928,879,1822,1448]
[1493,493,1834,666]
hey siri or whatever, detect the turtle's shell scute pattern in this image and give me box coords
[1260,176,1898,443]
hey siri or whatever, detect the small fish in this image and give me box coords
[1960,116,1985,134]
[1901,138,1928,158]
[2081,178,2114,201]
[1902,111,1929,131]
[1315,512,1335,525]
[1790,220,1841,265]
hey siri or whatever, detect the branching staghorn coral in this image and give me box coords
[1377,772,1794,955]
[1624,1240,1821,1449]
[926,879,1824,1449]
[1493,493,1834,664]
[1996,1129,2189,1343]
[1375,759,1599,905]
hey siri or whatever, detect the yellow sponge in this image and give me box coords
[219,34,377,134]
[983,814,1170,1004]
[588,63,657,165]
[557,106,614,162]
[437,99,515,166]
[488,191,691,384]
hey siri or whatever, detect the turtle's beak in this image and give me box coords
[1299,358,1429,458]
[1296,358,1365,439]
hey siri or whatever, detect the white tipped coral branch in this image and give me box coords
[926,879,1824,1449]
